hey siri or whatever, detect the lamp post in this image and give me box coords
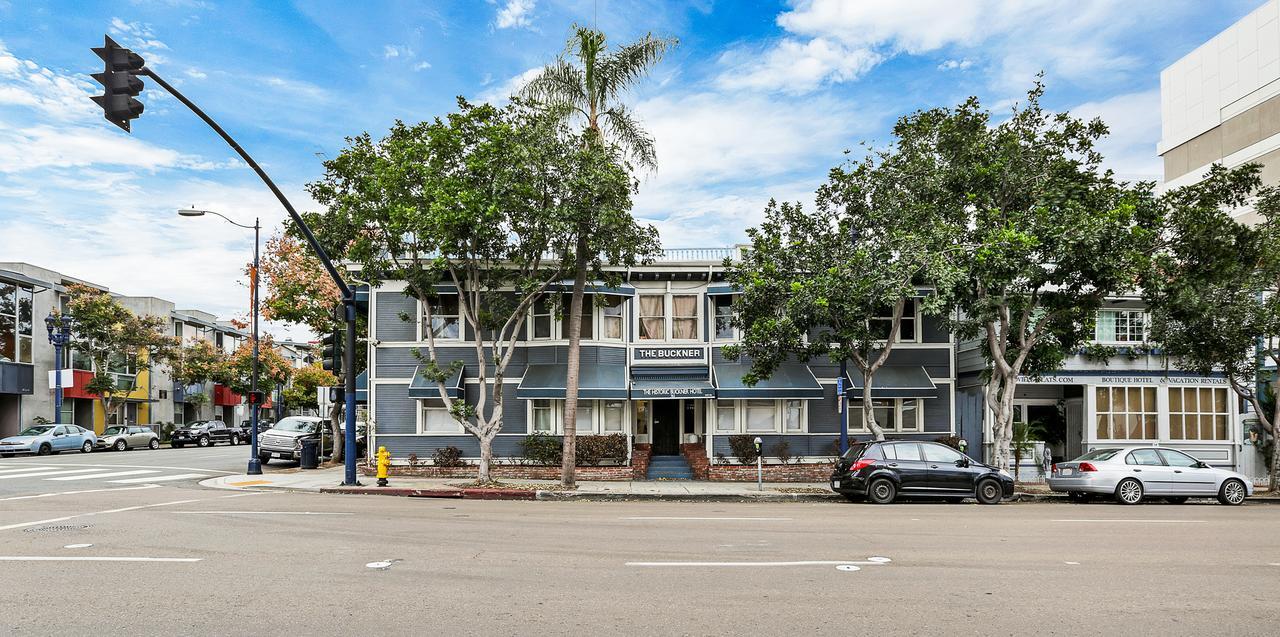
[44,313,74,425]
[179,207,263,475]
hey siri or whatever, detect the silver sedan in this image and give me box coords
[1048,446,1253,505]
[95,425,161,451]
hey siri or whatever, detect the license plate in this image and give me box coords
[1061,468,1075,477]
[831,480,840,489]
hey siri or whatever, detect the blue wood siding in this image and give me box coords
[375,383,416,434]
[374,292,417,342]
[808,384,841,433]
[923,383,952,433]
[380,434,530,458]
[921,314,949,343]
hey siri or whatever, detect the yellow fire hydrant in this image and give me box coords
[376,446,391,487]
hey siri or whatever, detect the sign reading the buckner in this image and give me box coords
[633,347,706,363]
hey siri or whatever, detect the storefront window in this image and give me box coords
[745,399,776,432]
[1095,310,1148,343]
[425,295,460,340]
[1095,386,1157,439]
[603,401,625,432]
[716,402,735,432]
[639,296,665,340]
[852,399,903,431]
[533,399,555,433]
[574,401,594,434]
[422,405,455,432]
[1168,387,1228,441]
[672,295,698,340]
[784,400,803,432]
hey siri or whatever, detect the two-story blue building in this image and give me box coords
[365,248,958,480]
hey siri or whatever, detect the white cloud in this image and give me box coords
[716,37,880,94]
[184,68,207,79]
[1071,88,1163,182]
[383,44,413,59]
[476,66,543,103]
[938,58,973,71]
[495,0,536,30]
[413,61,432,72]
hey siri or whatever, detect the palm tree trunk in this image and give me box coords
[561,237,590,487]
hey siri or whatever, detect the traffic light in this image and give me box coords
[246,390,266,405]
[321,331,342,375]
[90,35,145,132]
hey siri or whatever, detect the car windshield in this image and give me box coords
[103,426,126,435]
[187,422,208,428]
[274,418,317,433]
[1075,448,1121,462]
[17,426,53,436]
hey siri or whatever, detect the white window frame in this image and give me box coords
[526,399,630,435]
[602,400,627,433]
[638,294,667,341]
[600,296,626,342]
[870,299,920,343]
[1094,309,1149,344]
[637,291,702,342]
[531,297,555,340]
[712,399,808,433]
[849,398,923,433]
[420,294,462,341]
[712,295,738,341]
[419,403,462,434]
[528,296,615,342]
[1168,386,1230,442]
[1094,385,1158,441]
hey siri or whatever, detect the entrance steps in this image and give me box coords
[647,455,694,480]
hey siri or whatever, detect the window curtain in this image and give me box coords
[672,295,698,339]
[639,296,665,339]
[1095,311,1117,342]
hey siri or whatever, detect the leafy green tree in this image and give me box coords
[1145,162,1280,489]
[307,99,622,482]
[284,363,337,414]
[725,137,963,440]
[62,284,178,426]
[167,340,227,421]
[520,25,672,486]
[929,83,1158,471]
[220,335,293,398]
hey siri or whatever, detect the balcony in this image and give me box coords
[652,248,740,263]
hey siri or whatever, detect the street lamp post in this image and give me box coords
[179,207,263,476]
[44,313,73,425]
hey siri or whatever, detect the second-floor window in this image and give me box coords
[424,295,460,340]
[174,321,184,339]
[714,295,736,340]
[0,281,33,364]
[639,293,700,341]
[1095,310,1147,343]
[869,299,918,343]
[639,295,665,340]
[601,296,624,340]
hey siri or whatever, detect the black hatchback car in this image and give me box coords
[830,440,1015,504]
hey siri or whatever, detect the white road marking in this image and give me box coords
[172,511,353,516]
[1052,519,1206,523]
[0,468,106,480]
[109,473,207,484]
[0,462,232,474]
[45,470,158,481]
[0,556,200,563]
[1065,561,1081,565]
[0,498,205,532]
[64,544,93,549]
[835,564,861,572]
[0,466,54,473]
[0,485,160,502]
[626,560,887,567]
[623,516,793,521]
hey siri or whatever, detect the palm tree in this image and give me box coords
[521,25,676,487]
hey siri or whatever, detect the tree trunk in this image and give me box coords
[329,397,343,465]
[1271,378,1280,492]
[560,240,590,487]
[478,432,494,483]
[860,374,885,441]
[984,373,1017,471]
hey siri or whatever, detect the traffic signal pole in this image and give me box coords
[106,60,361,485]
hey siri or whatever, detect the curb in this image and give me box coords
[535,491,840,502]
[320,486,537,500]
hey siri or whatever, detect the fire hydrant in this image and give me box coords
[376,446,391,487]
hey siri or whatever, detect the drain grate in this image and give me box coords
[23,524,92,533]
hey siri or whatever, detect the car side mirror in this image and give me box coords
[1196,461,1210,469]
[955,458,969,468]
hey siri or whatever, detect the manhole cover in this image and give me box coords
[24,524,91,533]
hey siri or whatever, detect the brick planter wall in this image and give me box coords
[361,443,655,481]
[680,442,710,480]
[707,461,834,483]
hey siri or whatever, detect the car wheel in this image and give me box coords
[197,436,210,448]
[1067,491,1094,504]
[1218,479,1247,506]
[867,478,897,504]
[976,479,1003,505]
[258,454,272,466]
[1115,478,1144,505]
[148,439,160,450]
[1164,496,1189,505]
[114,439,127,452]
[37,443,52,456]
[82,441,95,454]
[227,435,236,446]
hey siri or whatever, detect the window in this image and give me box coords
[422,405,456,433]
[1125,449,1164,465]
[899,399,920,432]
[601,296,624,340]
[671,295,698,340]
[716,402,736,432]
[532,298,554,339]
[745,399,776,432]
[559,295,593,340]
[639,295,665,340]
[603,401,625,432]
[174,321,184,339]
[107,354,138,391]
[1168,387,1228,441]
[215,332,224,349]
[1157,449,1200,467]
[888,443,922,461]
[0,282,33,364]
[533,400,555,433]
[574,401,594,434]
[1095,310,1147,343]
[634,400,650,435]
[851,399,922,432]
[426,295,461,340]
[1095,386,1157,440]
[714,295,736,340]
[784,400,803,432]
[923,443,964,463]
[869,299,917,343]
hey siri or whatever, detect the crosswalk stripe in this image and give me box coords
[0,468,105,480]
[108,473,207,484]
[0,466,54,473]
[45,470,159,481]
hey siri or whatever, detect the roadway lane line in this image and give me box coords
[171,511,354,515]
[0,556,201,563]
[0,485,161,501]
[1051,519,1207,523]
[45,470,159,481]
[0,498,205,532]
[623,516,793,521]
[0,468,109,480]
[109,473,208,484]
[626,560,887,567]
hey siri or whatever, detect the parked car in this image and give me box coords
[257,416,326,464]
[96,425,161,451]
[830,440,1014,504]
[244,418,274,434]
[0,424,97,456]
[1048,446,1252,505]
[170,420,237,448]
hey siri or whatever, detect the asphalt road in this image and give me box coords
[0,482,1277,636]
[0,444,298,498]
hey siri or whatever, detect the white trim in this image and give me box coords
[848,398,924,433]
[710,398,809,434]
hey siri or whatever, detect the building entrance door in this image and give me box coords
[651,400,681,456]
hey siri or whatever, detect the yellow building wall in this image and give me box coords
[86,353,153,435]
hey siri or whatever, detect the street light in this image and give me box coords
[44,313,74,425]
[179,206,263,476]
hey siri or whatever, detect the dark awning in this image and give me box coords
[630,366,715,399]
[843,366,936,399]
[408,364,465,399]
[705,284,741,296]
[713,363,823,399]
[517,363,628,399]
[355,369,368,404]
[546,280,636,296]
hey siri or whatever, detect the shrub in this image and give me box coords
[576,434,629,466]
[772,440,793,464]
[432,446,466,468]
[407,453,419,467]
[520,432,562,466]
[714,452,727,465]
[728,434,759,465]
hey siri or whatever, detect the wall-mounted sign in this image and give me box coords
[1017,374,1228,386]
[632,347,706,363]
[633,384,717,399]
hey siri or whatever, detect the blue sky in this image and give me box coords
[0,0,1263,339]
